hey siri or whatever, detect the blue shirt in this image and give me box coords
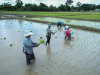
[58,21,62,26]
[23,37,37,54]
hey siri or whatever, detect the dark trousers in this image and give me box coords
[25,51,35,64]
[46,36,51,44]
[57,23,62,27]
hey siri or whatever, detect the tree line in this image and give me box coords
[0,0,100,11]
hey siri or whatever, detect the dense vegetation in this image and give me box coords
[0,0,100,11]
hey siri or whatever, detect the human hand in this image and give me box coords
[37,43,40,46]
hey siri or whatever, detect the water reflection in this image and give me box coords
[46,45,51,58]
[64,39,71,47]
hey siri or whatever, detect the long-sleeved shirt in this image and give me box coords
[58,21,62,26]
[23,37,37,54]
[46,28,53,37]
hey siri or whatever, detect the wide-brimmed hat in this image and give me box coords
[24,30,33,36]
[48,22,52,26]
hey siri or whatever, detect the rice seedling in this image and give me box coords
[36,70,38,73]
[18,31,20,32]
[55,36,57,38]
[42,69,44,71]
[3,37,6,39]
[52,30,53,31]
[98,63,99,65]
[5,25,6,26]
[42,64,44,66]
[76,69,78,71]
[67,72,69,74]
[47,62,49,64]
[10,44,13,46]
[60,69,62,71]
[55,30,57,33]
[54,67,55,70]
[30,31,32,32]
[55,61,57,63]
[49,70,50,73]
[27,68,30,71]
[46,66,48,69]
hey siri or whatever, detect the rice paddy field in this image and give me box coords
[1,11,100,20]
[0,18,100,75]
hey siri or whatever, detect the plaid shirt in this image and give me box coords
[23,37,37,54]
[46,28,53,37]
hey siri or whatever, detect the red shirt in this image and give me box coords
[66,30,71,40]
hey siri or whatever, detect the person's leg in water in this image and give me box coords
[46,36,50,44]
[48,37,51,44]
[31,51,35,60]
[57,22,60,27]
[25,52,31,65]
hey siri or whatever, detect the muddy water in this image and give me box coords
[27,17,100,29]
[0,19,100,75]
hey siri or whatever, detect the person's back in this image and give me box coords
[57,21,63,27]
[66,30,71,40]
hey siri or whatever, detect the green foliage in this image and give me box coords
[39,39,45,44]
[10,44,13,46]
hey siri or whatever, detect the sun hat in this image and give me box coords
[48,22,52,26]
[24,30,33,36]
[65,26,68,30]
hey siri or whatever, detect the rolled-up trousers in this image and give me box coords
[25,51,35,64]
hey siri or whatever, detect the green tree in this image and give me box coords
[15,0,23,10]
[66,0,73,5]
[58,4,67,11]
[77,2,82,11]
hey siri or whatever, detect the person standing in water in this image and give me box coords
[45,23,55,45]
[23,30,40,65]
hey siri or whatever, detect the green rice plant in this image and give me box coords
[46,66,48,69]
[76,69,78,71]
[50,64,52,66]
[30,31,32,32]
[47,62,49,64]
[99,72,100,73]
[55,30,57,33]
[39,39,45,44]
[18,31,20,32]
[94,67,95,69]
[60,69,62,71]
[49,70,50,73]
[10,44,13,46]
[98,63,99,65]
[80,60,81,63]
[67,72,69,74]
[52,30,53,31]
[53,26,55,27]
[27,68,30,71]
[4,37,6,39]
[70,68,71,70]
[42,69,44,71]
[55,61,57,63]
[42,64,44,66]
[55,36,57,38]
[98,52,99,55]
[83,71,85,74]
[89,70,91,74]
[36,70,38,73]
[54,67,55,70]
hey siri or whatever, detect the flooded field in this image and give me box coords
[27,17,100,29]
[0,19,100,75]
